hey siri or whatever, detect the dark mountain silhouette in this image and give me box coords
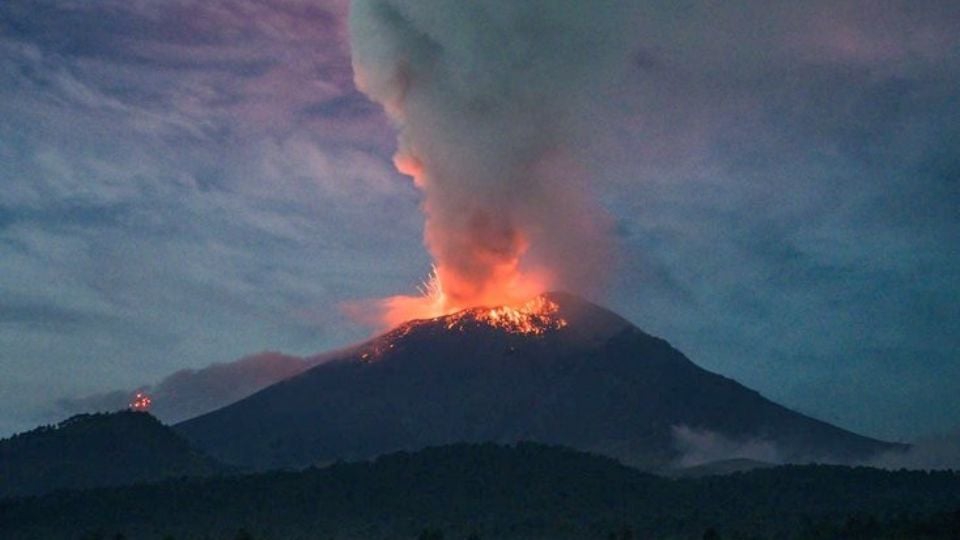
[2,442,959,540]
[176,292,904,470]
[0,410,225,498]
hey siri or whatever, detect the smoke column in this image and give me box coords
[350,0,634,325]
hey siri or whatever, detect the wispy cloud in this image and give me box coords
[0,0,424,436]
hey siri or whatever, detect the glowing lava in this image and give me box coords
[129,392,152,411]
[358,295,566,362]
[376,264,550,329]
[443,296,567,335]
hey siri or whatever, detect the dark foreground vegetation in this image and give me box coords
[2,442,959,540]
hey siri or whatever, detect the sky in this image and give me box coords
[0,0,958,443]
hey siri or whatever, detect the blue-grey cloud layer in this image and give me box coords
[0,0,957,441]
[0,0,425,434]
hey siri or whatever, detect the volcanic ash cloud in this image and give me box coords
[349,0,635,326]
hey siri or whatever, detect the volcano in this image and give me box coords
[175,293,901,470]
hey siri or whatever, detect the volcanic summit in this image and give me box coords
[176,292,901,471]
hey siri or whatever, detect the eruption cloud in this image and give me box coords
[349,0,634,326]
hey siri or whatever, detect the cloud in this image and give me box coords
[868,430,960,471]
[672,425,960,472]
[0,0,425,436]
[671,425,781,468]
[593,1,960,442]
[0,300,102,330]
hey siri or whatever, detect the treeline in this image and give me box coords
[2,442,959,539]
[71,512,960,540]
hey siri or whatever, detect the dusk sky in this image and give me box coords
[1,0,958,443]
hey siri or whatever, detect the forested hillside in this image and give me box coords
[0,411,225,498]
[2,442,958,539]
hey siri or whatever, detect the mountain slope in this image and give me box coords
[176,292,902,470]
[0,411,226,498]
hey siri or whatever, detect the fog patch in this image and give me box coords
[672,425,781,468]
[868,430,960,471]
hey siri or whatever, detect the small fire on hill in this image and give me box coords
[128,392,152,411]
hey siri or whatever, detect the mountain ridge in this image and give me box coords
[176,292,903,470]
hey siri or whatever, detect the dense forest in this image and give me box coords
[2,442,958,539]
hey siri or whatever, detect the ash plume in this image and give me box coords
[349,0,635,325]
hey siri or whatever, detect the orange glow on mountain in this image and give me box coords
[443,296,567,335]
[359,294,567,362]
[376,262,551,330]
